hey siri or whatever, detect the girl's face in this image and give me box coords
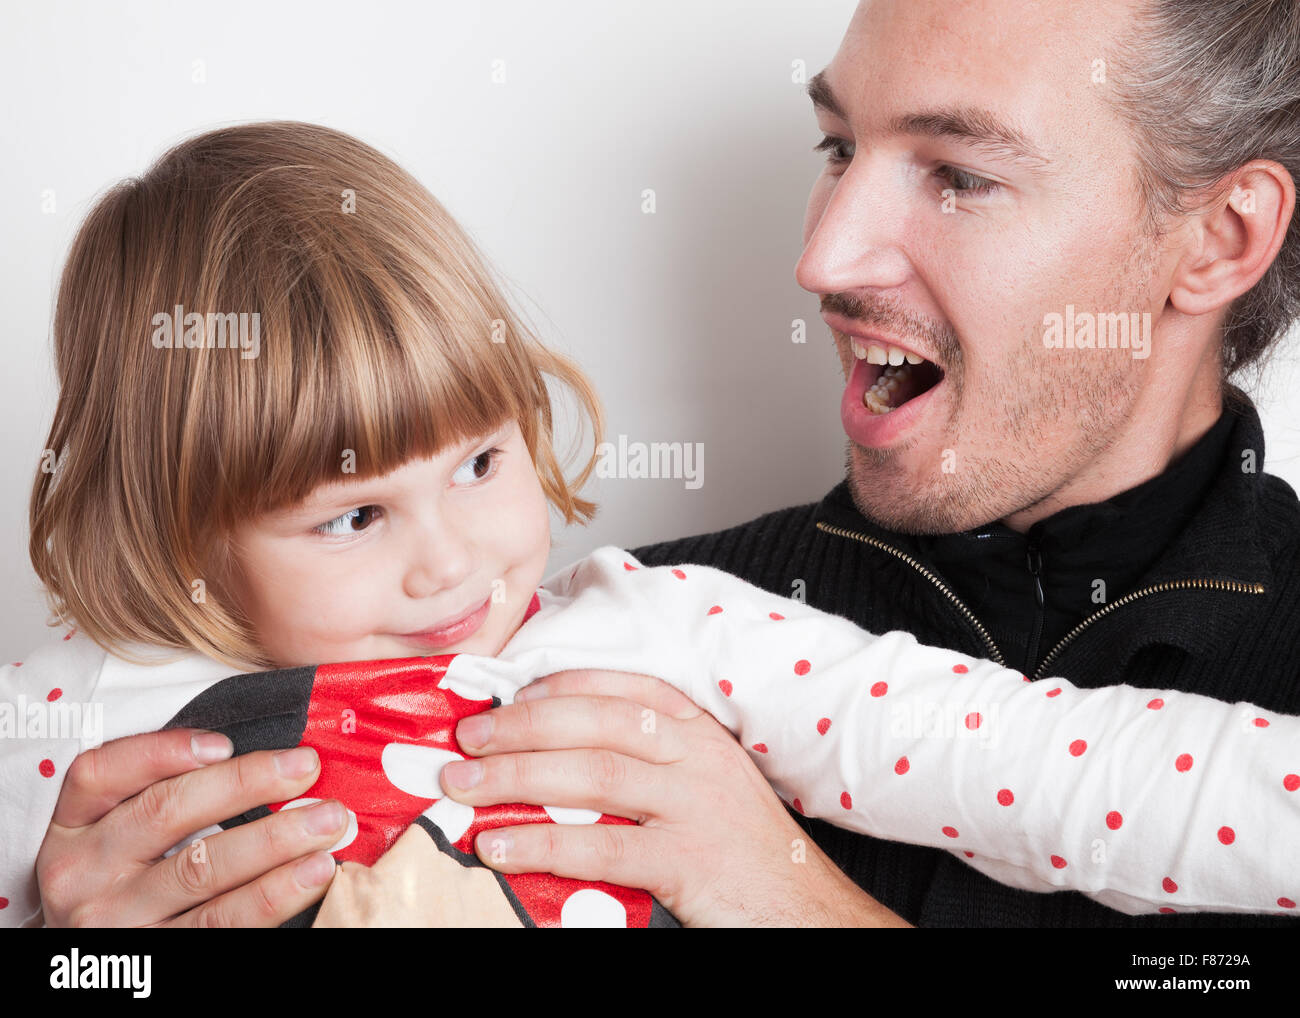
[225,419,552,667]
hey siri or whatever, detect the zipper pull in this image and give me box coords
[1026,544,1045,607]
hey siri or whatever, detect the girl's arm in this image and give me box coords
[466,545,1297,917]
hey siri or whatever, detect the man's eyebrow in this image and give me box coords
[808,71,1049,170]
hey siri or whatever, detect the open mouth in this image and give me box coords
[850,340,945,415]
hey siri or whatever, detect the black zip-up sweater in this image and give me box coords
[631,395,1300,927]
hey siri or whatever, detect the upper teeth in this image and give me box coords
[851,340,925,366]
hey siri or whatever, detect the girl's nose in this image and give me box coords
[401,521,475,600]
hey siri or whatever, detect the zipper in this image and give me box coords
[1025,540,1045,670]
[814,520,1005,666]
[1031,577,1266,679]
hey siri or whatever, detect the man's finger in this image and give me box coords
[168,850,338,928]
[455,694,687,762]
[516,669,704,720]
[441,747,670,822]
[52,728,234,828]
[472,822,664,897]
[129,797,350,925]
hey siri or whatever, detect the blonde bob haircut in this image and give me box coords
[30,121,604,669]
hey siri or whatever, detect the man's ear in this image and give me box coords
[1168,159,1296,318]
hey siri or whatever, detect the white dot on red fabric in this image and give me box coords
[381,743,465,799]
[840,791,852,810]
[671,568,686,580]
[1069,739,1087,757]
[1050,855,1067,869]
[280,798,358,852]
[1254,717,1270,728]
[870,681,888,697]
[1148,698,1165,710]
[942,826,959,838]
[997,788,1014,806]
[817,717,831,735]
[965,712,982,730]
[895,756,910,775]
[46,688,62,702]
[544,805,601,825]
[1046,688,1062,698]
[769,612,785,621]
[1217,826,1235,845]
[718,679,733,697]
[422,796,475,843]
[561,888,627,928]
[1285,774,1300,792]
[1175,753,1194,773]
[794,659,811,676]
[1106,811,1123,830]
[952,663,969,674]
[707,605,723,616]
[38,759,55,778]
[1162,876,1178,893]
[752,743,768,754]
[1279,897,1296,909]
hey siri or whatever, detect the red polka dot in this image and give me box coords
[1046,688,1062,698]
[1158,907,1176,914]
[817,717,831,736]
[1175,753,1194,773]
[963,851,975,858]
[1021,675,1030,682]
[707,605,723,616]
[769,612,785,621]
[794,659,811,676]
[752,743,768,754]
[997,788,1014,806]
[671,568,686,579]
[11,662,21,668]
[1106,811,1123,830]
[623,562,638,571]
[0,897,7,909]
[792,798,803,815]
[1279,898,1296,909]
[1050,855,1067,869]
[1162,877,1178,894]
[47,688,62,702]
[1217,826,1235,845]
[952,663,969,674]
[1284,774,1300,792]
[1147,698,1164,710]
[38,759,55,778]
[840,791,853,810]
[870,681,888,698]
[964,712,982,730]
[718,679,733,697]
[1254,717,1270,728]
[63,631,74,641]
[942,826,959,839]
[1069,739,1087,757]
[894,756,910,776]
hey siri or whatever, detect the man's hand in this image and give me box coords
[37,728,347,927]
[440,670,909,927]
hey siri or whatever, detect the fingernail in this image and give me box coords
[457,714,492,749]
[443,759,482,790]
[191,732,233,763]
[303,800,346,835]
[295,851,336,888]
[275,746,319,778]
[514,684,547,702]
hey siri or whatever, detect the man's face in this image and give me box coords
[797,0,1175,533]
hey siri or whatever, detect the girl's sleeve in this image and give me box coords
[478,546,1298,917]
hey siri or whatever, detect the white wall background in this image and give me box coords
[2,0,1297,661]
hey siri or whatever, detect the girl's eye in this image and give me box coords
[814,134,855,165]
[314,505,381,537]
[935,164,1000,196]
[451,447,503,485]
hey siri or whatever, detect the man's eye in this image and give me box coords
[813,134,855,164]
[452,447,502,485]
[935,164,1000,196]
[314,505,381,537]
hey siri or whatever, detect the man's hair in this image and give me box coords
[29,122,604,669]
[1111,0,1300,379]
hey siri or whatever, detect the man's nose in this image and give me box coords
[402,515,475,600]
[796,158,913,298]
